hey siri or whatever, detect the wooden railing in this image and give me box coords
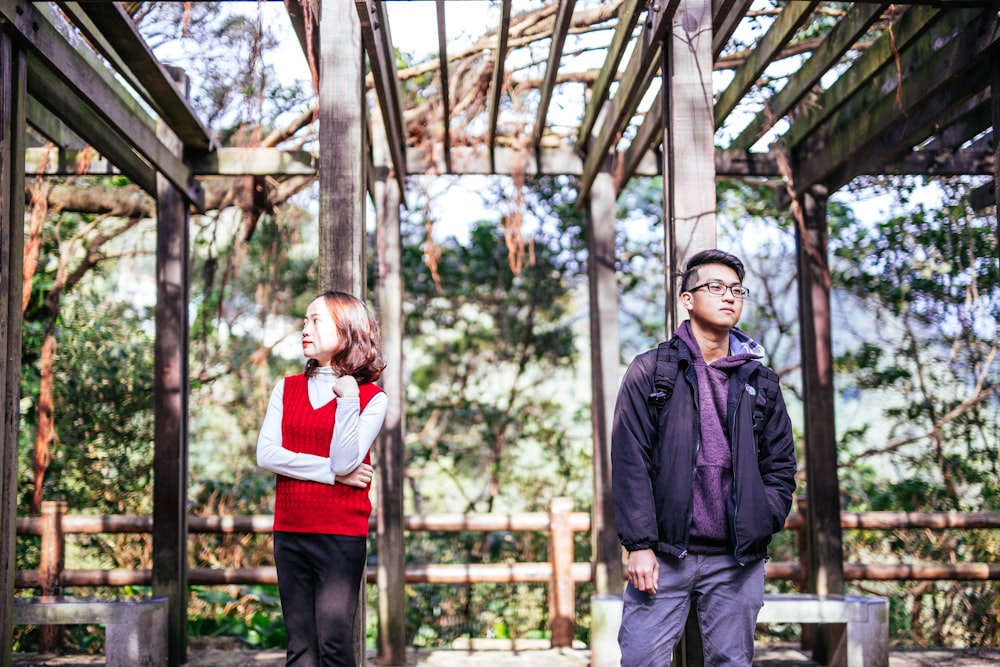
[15,498,1000,644]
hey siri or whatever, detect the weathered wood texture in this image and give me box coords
[586,170,622,597]
[794,184,844,666]
[0,31,27,664]
[374,123,407,667]
[665,0,717,332]
[318,0,365,297]
[153,125,191,667]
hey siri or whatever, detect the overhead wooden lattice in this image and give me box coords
[4,0,998,207]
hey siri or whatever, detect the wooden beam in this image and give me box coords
[284,0,319,75]
[970,179,995,212]
[25,61,158,194]
[728,1,888,151]
[0,0,203,208]
[577,0,679,206]
[372,121,406,667]
[436,0,452,174]
[712,0,754,57]
[406,143,659,178]
[663,0,716,330]
[25,96,82,152]
[26,146,315,177]
[0,32,27,664]
[798,12,999,193]
[586,169,622,601]
[487,0,511,174]
[620,87,663,188]
[917,89,991,152]
[794,184,844,664]
[357,0,407,191]
[714,0,818,129]
[319,0,366,297]
[187,147,316,176]
[715,149,781,177]
[60,1,213,150]
[781,5,946,150]
[576,0,642,152]
[878,147,994,176]
[152,123,191,667]
[993,48,1000,240]
[531,0,577,157]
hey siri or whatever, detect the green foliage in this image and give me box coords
[19,291,155,515]
[187,586,286,649]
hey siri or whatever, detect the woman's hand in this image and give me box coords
[335,462,373,488]
[333,374,360,398]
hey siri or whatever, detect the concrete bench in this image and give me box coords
[757,593,889,667]
[13,595,168,667]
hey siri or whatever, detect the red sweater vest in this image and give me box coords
[273,375,382,536]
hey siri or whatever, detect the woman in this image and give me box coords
[257,291,387,666]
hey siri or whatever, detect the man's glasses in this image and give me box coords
[687,281,750,299]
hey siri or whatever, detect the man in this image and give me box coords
[611,249,797,666]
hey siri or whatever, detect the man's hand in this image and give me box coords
[336,462,373,488]
[333,374,360,398]
[626,548,659,594]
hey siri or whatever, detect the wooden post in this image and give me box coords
[39,501,67,652]
[663,0,716,335]
[548,497,574,647]
[0,31,27,664]
[665,2,715,664]
[992,50,1000,254]
[318,0,366,297]
[794,183,845,664]
[796,497,810,592]
[319,4,369,662]
[373,123,407,666]
[586,168,622,598]
[796,496,813,650]
[153,121,190,667]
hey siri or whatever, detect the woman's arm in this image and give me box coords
[256,380,337,484]
[329,390,388,475]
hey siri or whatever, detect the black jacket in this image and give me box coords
[611,337,797,565]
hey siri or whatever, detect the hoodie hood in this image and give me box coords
[729,326,766,359]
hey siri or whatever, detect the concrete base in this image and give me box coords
[758,594,889,667]
[13,595,168,667]
[589,594,622,667]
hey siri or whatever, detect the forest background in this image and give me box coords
[13,0,1000,654]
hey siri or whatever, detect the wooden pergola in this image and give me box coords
[1,1,997,666]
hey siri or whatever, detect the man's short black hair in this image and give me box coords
[680,249,745,292]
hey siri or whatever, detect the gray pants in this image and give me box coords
[618,553,765,667]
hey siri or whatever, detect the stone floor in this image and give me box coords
[11,644,1000,666]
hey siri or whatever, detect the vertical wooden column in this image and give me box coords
[664,4,714,663]
[0,30,27,664]
[39,501,67,651]
[548,497,575,647]
[663,0,716,334]
[794,183,845,664]
[320,5,370,661]
[586,168,622,597]
[373,126,406,666]
[992,51,1000,252]
[319,0,366,296]
[153,124,190,667]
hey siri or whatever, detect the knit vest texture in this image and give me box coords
[273,374,382,536]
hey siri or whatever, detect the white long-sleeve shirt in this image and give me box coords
[256,367,388,485]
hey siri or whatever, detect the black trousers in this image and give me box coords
[274,531,368,667]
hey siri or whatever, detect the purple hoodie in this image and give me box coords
[675,321,763,554]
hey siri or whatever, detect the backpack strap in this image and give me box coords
[648,340,680,408]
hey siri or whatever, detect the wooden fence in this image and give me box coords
[14,498,1000,644]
